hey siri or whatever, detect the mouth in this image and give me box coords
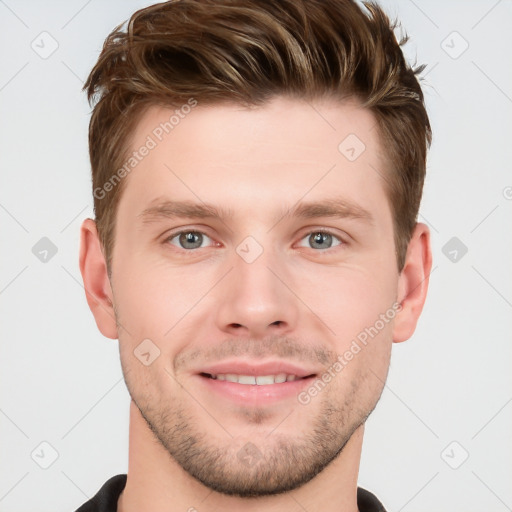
[200,372,315,385]
[195,361,318,405]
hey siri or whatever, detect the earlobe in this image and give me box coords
[393,222,432,343]
[79,218,118,339]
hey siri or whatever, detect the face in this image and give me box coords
[109,96,400,496]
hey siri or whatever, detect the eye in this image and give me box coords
[166,230,215,250]
[164,229,344,252]
[297,230,343,250]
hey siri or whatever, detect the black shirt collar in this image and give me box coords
[74,474,388,512]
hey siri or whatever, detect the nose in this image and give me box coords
[214,245,300,339]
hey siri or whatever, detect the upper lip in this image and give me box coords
[197,359,318,378]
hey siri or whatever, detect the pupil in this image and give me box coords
[311,232,331,249]
[180,232,202,249]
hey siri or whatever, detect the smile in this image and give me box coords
[203,373,304,385]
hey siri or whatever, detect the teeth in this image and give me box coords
[238,375,256,385]
[209,373,299,385]
[256,375,274,385]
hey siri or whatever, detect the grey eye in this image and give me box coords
[169,231,212,250]
[297,231,342,250]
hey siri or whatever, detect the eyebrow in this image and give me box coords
[138,196,374,226]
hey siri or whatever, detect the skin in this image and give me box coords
[80,96,432,512]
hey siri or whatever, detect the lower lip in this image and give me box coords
[197,375,316,406]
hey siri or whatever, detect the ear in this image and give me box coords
[393,222,432,343]
[79,218,118,339]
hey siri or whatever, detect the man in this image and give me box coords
[77,0,432,510]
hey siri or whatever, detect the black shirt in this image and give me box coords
[74,474,388,511]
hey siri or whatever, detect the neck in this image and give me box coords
[118,400,363,512]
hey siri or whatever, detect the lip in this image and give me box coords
[197,359,317,379]
[195,359,318,406]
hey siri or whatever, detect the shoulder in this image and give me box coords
[74,474,127,512]
[357,486,388,512]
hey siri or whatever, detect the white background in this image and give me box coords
[0,1,511,511]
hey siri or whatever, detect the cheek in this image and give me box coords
[295,263,398,341]
[297,263,396,388]
[112,258,203,338]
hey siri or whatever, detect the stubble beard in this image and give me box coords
[126,374,381,498]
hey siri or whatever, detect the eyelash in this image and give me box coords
[163,228,346,254]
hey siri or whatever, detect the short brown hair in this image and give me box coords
[84,0,431,273]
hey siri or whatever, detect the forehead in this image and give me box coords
[117,96,391,224]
